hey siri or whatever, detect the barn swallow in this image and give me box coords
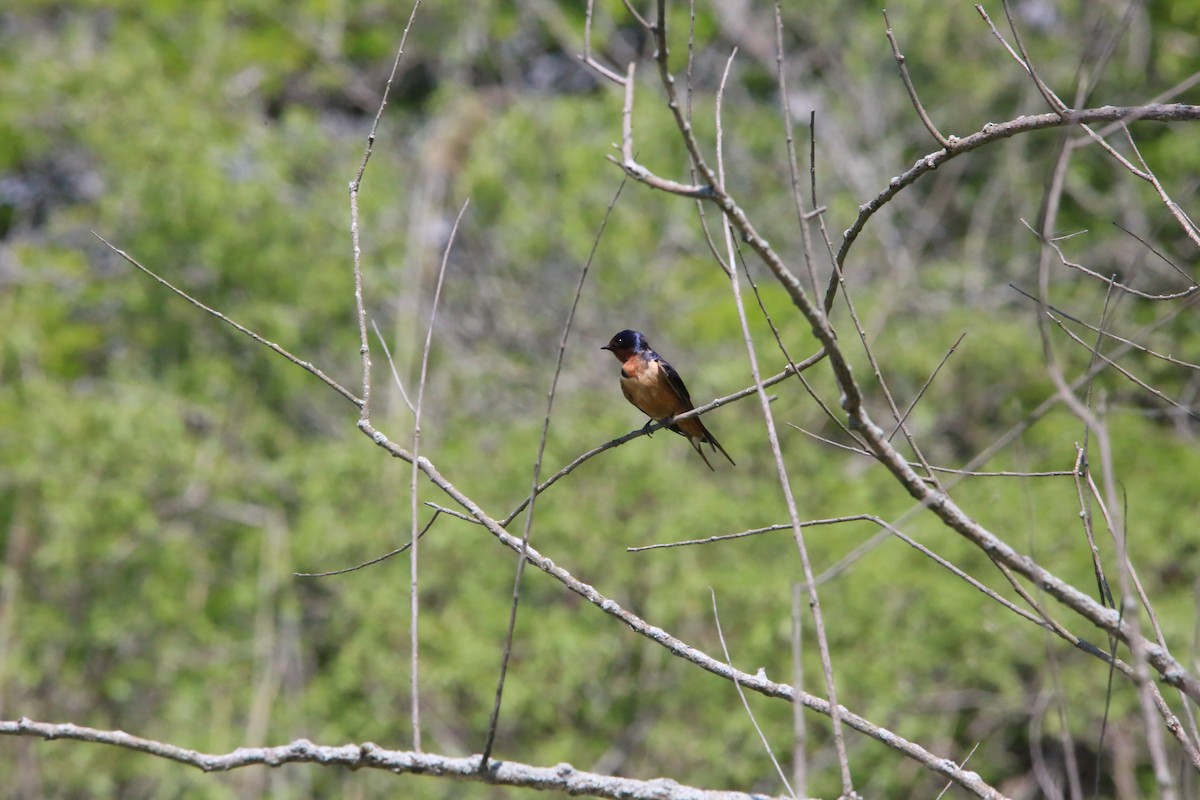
[601,329,735,470]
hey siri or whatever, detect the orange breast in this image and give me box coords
[620,358,688,420]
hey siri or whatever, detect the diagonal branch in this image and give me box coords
[352,419,1007,798]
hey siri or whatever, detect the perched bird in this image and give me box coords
[601,329,735,470]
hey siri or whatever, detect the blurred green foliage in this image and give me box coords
[1,1,1198,798]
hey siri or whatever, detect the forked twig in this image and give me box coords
[1048,313,1200,422]
[581,0,628,86]
[1018,219,1198,300]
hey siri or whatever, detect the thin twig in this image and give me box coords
[773,0,821,299]
[829,228,944,491]
[371,319,416,414]
[790,583,807,800]
[1112,221,1198,286]
[710,590,795,798]
[1017,220,1198,300]
[710,38,854,797]
[480,179,625,767]
[293,512,440,577]
[998,0,1069,115]
[94,234,361,408]
[352,3,422,190]
[407,198,468,752]
[882,9,952,148]
[888,332,967,442]
[1048,313,1200,423]
[629,518,851,552]
[1009,283,1200,370]
[1122,125,1200,248]
[1070,446,1114,608]
[738,248,856,443]
[935,743,981,800]
[620,0,650,30]
[350,1,422,420]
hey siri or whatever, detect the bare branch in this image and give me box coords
[354,419,1008,798]
[832,103,1200,278]
[0,719,788,800]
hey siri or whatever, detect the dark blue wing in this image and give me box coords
[652,352,694,408]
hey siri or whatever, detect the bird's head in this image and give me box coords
[601,329,647,361]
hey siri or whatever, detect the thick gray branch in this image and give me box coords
[1,718,778,800]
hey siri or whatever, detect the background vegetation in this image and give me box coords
[1,0,1198,798]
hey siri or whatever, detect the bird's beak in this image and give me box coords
[600,344,612,351]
